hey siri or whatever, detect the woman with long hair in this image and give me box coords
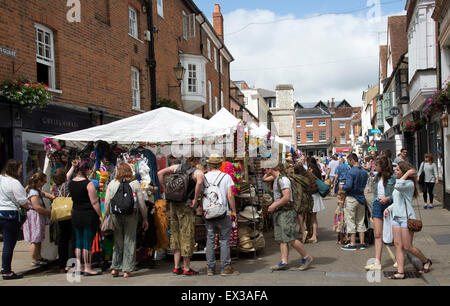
[365,157,396,271]
[68,160,103,276]
[305,157,325,243]
[105,163,148,278]
[383,161,432,279]
[0,159,32,280]
[23,171,53,266]
[417,153,439,209]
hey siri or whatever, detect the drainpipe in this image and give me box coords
[199,16,206,118]
[144,0,157,110]
[218,46,224,111]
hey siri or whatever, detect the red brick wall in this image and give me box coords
[332,119,351,146]
[0,0,150,119]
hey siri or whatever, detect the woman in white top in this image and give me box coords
[417,153,439,209]
[23,171,53,267]
[0,159,32,280]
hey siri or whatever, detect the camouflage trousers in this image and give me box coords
[168,202,195,257]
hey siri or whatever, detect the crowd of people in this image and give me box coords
[0,146,438,281]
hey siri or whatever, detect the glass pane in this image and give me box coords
[45,46,50,59]
[38,44,43,56]
[37,30,43,42]
[45,33,50,45]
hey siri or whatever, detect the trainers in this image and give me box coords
[183,269,199,276]
[221,265,240,276]
[172,267,183,275]
[364,263,381,271]
[271,262,289,271]
[341,243,358,251]
[207,266,216,276]
[298,256,313,271]
[360,244,368,250]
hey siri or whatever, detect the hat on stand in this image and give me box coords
[206,153,223,165]
[239,206,262,221]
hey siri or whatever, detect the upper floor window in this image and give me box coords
[319,131,326,142]
[220,90,224,109]
[267,98,276,108]
[208,81,212,113]
[340,122,345,129]
[157,0,164,17]
[183,11,196,40]
[187,64,197,93]
[207,39,211,60]
[35,23,55,89]
[306,132,314,142]
[306,120,313,127]
[131,67,140,110]
[296,120,300,128]
[340,134,346,144]
[129,7,138,38]
[219,55,223,74]
[214,48,217,71]
[319,120,326,126]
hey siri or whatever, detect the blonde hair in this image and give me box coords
[115,163,135,182]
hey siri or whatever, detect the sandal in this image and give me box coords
[124,272,133,278]
[111,270,120,277]
[388,271,405,280]
[2,272,23,280]
[420,259,432,274]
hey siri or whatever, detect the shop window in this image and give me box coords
[35,24,55,89]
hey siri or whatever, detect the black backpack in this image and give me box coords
[165,164,196,203]
[111,180,135,215]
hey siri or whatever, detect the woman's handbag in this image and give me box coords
[316,178,330,198]
[101,214,114,235]
[383,210,393,243]
[51,183,73,222]
[404,198,423,232]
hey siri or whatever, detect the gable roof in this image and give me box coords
[388,16,407,70]
[335,100,352,108]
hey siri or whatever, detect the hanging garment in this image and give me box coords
[131,148,161,202]
[154,199,169,249]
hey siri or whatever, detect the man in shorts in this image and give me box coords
[262,162,313,271]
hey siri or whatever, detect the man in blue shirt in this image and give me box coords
[334,157,350,194]
[340,153,369,251]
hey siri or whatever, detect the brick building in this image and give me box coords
[0,0,233,177]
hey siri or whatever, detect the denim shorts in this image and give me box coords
[392,217,408,229]
[372,199,390,219]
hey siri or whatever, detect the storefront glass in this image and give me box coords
[22,131,53,181]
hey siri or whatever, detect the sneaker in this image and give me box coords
[207,266,216,276]
[183,269,199,276]
[298,256,313,271]
[271,262,289,271]
[172,267,183,275]
[364,263,382,271]
[341,243,358,251]
[360,244,368,250]
[221,265,240,276]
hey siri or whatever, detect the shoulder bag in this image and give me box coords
[404,196,422,232]
[51,183,73,222]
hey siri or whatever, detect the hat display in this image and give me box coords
[239,206,262,221]
[261,194,273,209]
[206,153,223,164]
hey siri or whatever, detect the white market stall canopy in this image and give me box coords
[209,108,240,132]
[53,107,232,146]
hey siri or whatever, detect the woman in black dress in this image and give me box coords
[68,160,103,276]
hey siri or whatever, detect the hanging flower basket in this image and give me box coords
[424,80,450,115]
[403,118,426,133]
[0,78,52,111]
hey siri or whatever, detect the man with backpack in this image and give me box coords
[203,154,239,276]
[157,157,204,276]
[263,162,313,271]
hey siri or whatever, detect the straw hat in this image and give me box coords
[206,153,223,165]
[239,206,261,221]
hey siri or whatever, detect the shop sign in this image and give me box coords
[41,117,79,129]
[0,46,16,58]
[389,106,401,117]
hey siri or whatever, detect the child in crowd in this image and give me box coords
[334,190,348,245]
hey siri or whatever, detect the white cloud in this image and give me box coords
[223,9,404,106]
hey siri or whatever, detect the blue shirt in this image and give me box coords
[335,164,350,182]
[343,166,368,205]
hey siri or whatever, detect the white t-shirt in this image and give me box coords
[329,160,339,177]
[377,178,385,200]
[273,176,293,202]
[204,171,235,208]
[0,175,29,211]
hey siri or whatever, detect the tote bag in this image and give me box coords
[383,211,393,244]
[51,183,73,222]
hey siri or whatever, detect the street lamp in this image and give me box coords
[173,61,186,84]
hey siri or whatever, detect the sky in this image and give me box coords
[193,0,407,106]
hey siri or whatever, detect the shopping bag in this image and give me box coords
[51,197,73,222]
[382,212,393,244]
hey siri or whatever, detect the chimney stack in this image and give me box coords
[331,98,335,113]
[213,3,224,41]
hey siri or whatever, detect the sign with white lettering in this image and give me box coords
[389,106,401,117]
[0,47,16,58]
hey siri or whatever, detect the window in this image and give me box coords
[131,67,140,109]
[215,96,218,113]
[306,132,314,142]
[207,39,211,60]
[340,134,346,144]
[340,122,345,128]
[297,133,301,143]
[35,24,55,89]
[219,55,223,74]
[187,64,197,93]
[220,90,224,109]
[128,7,138,38]
[208,81,212,113]
[267,98,276,108]
[157,0,164,17]
[306,120,313,127]
[319,120,326,126]
[296,120,300,128]
[319,131,326,142]
[183,11,195,40]
[214,48,217,71]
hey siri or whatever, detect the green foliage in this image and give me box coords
[0,78,52,111]
[156,97,181,110]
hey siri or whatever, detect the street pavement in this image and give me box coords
[1,193,449,286]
